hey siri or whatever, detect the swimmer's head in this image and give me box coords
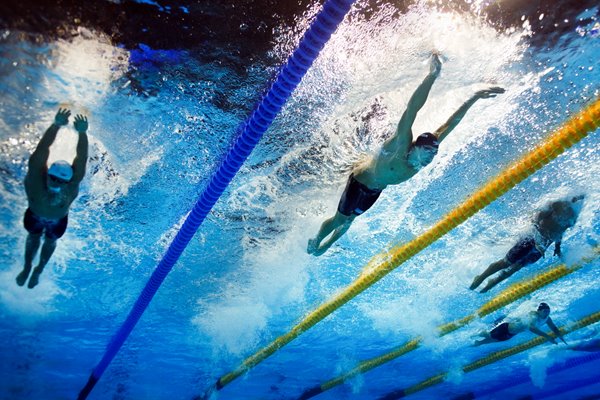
[407,133,439,170]
[47,160,73,193]
[537,302,551,318]
[570,194,585,214]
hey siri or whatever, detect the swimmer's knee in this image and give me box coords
[43,236,58,245]
[334,211,353,223]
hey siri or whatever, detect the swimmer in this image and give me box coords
[566,331,600,352]
[307,53,505,256]
[470,195,584,293]
[473,303,567,346]
[16,108,89,288]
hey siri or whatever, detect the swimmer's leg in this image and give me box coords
[16,233,41,286]
[480,264,523,293]
[470,258,510,290]
[308,212,353,256]
[472,336,497,347]
[28,237,57,289]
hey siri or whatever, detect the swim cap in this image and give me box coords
[48,160,73,182]
[414,132,439,149]
[538,302,550,311]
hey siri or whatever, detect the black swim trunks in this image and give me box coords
[337,174,382,216]
[506,236,544,265]
[490,322,515,341]
[23,208,68,239]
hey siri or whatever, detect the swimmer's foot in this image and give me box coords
[307,239,318,255]
[16,268,31,286]
[312,246,328,257]
[469,275,483,290]
[27,267,43,289]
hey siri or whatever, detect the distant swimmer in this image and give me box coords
[566,332,600,352]
[470,195,584,293]
[473,302,567,346]
[16,108,88,289]
[307,53,505,256]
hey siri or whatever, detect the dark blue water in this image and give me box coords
[1,1,599,399]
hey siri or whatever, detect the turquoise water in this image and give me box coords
[1,1,599,399]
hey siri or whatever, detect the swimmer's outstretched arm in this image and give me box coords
[71,114,88,184]
[546,317,567,344]
[529,326,558,344]
[434,87,505,143]
[381,53,442,155]
[25,109,71,196]
[29,108,71,172]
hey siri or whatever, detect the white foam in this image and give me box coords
[528,347,554,388]
[192,226,311,355]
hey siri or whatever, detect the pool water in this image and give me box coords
[1,1,599,399]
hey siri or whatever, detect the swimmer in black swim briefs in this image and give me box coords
[24,208,69,240]
[337,174,383,216]
[473,303,567,346]
[489,322,515,341]
[470,195,584,293]
[307,53,505,256]
[505,236,544,265]
[16,108,89,289]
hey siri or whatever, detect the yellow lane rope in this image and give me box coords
[300,248,600,398]
[397,310,600,398]
[215,98,600,389]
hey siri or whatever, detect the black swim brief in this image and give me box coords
[506,236,544,265]
[23,208,68,239]
[337,174,382,217]
[490,322,515,341]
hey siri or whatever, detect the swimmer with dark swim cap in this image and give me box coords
[407,132,439,170]
[307,53,505,256]
[470,195,584,293]
[473,302,567,346]
[566,329,600,352]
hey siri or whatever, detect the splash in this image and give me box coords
[191,0,535,357]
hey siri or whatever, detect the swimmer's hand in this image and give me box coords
[476,87,505,99]
[560,337,568,345]
[430,53,442,77]
[553,242,561,257]
[74,114,88,133]
[54,108,71,126]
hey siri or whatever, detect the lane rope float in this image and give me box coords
[299,247,599,399]
[377,310,600,399]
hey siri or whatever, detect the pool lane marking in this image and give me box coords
[376,308,600,399]
[298,246,599,399]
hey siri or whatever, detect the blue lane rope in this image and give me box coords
[77,1,355,399]
[453,352,600,399]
